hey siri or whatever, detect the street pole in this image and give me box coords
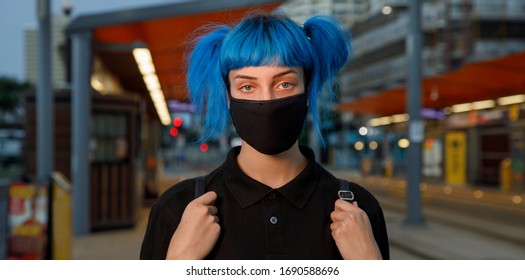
[71,30,92,235]
[405,0,424,226]
[341,112,352,168]
[36,0,53,184]
[309,100,321,161]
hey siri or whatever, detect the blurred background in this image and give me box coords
[1,0,524,260]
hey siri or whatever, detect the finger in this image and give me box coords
[332,208,367,224]
[334,199,357,211]
[330,210,355,222]
[330,221,341,231]
[195,191,217,205]
[208,206,218,215]
[213,215,219,224]
[353,201,359,208]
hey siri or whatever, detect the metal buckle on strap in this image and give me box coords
[338,190,355,202]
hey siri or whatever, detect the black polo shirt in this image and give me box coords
[140,146,389,260]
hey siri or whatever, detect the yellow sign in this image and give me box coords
[51,172,72,260]
[445,131,467,185]
[509,104,520,121]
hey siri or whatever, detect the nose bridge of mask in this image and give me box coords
[229,92,282,102]
[228,93,308,155]
[229,92,307,103]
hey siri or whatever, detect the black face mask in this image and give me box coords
[229,93,308,155]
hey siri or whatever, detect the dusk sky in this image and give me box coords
[0,0,181,81]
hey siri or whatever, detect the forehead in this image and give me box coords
[228,66,304,80]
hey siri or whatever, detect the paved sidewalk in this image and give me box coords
[384,210,525,259]
[72,207,150,260]
[70,165,525,260]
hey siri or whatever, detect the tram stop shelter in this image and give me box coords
[65,0,283,235]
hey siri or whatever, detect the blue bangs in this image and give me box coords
[219,13,314,77]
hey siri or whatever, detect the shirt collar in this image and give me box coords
[223,146,318,209]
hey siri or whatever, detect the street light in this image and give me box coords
[358,126,368,136]
[382,6,393,15]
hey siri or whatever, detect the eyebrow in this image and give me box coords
[232,69,298,80]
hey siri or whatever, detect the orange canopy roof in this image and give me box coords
[68,0,283,104]
[93,6,282,101]
[338,51,525,116]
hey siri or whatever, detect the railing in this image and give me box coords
[340,47,445,97]
[473,0,525,19]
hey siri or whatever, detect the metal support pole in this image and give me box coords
[0,180,9,259]
[309,98,322,161]
[71,30,92,235]
[341,112,352,168]
[405,0,424,226]
[36,0,53,184]
[309,113,320,161]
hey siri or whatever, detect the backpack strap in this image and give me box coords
[195,175,207,198]
[337,179,355,202]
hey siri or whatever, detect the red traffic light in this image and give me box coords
[170,127,179,137]
[173,117,183,128]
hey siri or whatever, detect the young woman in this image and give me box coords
[140,12,389,260]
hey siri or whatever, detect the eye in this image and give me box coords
[239,85,254,92]
[278,82,295,89]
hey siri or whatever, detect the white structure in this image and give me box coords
[25,14,69,89]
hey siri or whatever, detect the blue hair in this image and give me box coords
[186,12,351,143]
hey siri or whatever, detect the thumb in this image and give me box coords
[195,191,217,205]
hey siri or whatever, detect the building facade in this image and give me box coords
[340,0,525,191]
[341,0,525,99]
[279,0,370,27]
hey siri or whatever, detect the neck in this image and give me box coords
[236,142,308,189]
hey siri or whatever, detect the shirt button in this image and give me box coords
[268,192,276,200]
[270,216,278,225]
